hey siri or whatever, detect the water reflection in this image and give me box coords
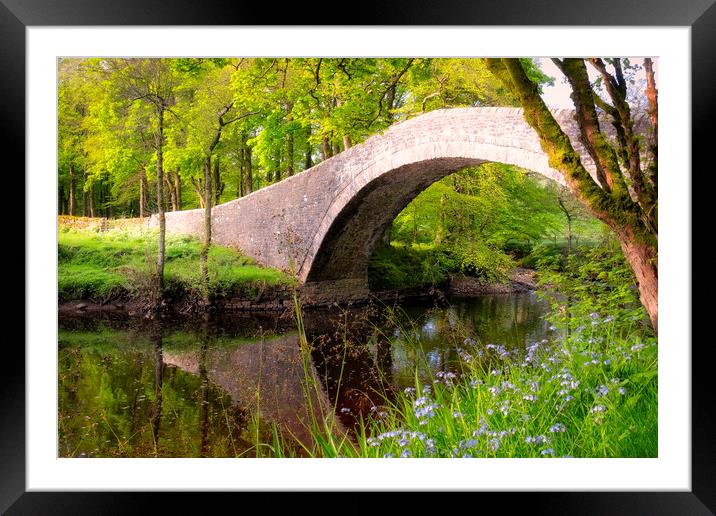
[163,332,338,451]
[58,293,552,457]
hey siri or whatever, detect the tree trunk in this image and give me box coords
[155,106,166,300]
[100,181,107,217]
[321,137,331,161]
[82,191,87,217]
[304,127,313,170]
[68,165,75,216]
[191,177,205,209]
[237,138,245,197]
[173,170,182,210]
[273,153,282,183]
[618,229,658,332]
[243,144,253,195]
[150,323,163,454]
[87,184,95,218]
[643,58,658,191]
[435,193,446,244]
[198,323,210,457]
[200,155,212,304]
[58,184,66,215]
[139,170,148,218]
[212,157,223,206]
[557,193,573,258]
[286,103,295,176]
[286,132,295,176]
[342,134,352,151]
[165,173,177,211]
[385,83,397,122]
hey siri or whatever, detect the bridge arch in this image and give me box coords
[158,107,595,302]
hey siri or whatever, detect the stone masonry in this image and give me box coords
[149,107,594,302]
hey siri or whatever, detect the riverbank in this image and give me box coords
[58,221,539,319]
[59,268,539,319]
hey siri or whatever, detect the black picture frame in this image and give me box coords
[5,0,713,513]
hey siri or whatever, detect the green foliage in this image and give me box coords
[58,57,556,216]
[538,234,651,332]
[519,242,563,270]
[368,244,448,290]
[443,238,514,283]
[369,162,601,290]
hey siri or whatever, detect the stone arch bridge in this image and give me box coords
[153,107,595,303]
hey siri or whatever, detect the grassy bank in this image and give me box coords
[58,223,296,303]
[278,237,657,458]
[272,310,657,458]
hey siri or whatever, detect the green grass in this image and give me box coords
[58,226,296,302]
[272,303,657,458]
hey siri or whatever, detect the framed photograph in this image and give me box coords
[8,0,713,512]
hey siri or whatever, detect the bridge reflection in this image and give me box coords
[162,310,395,450]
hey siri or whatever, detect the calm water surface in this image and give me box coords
[58,292,553,457]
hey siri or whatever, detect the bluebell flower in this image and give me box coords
[414,396,429,408]
[549,423,566,433]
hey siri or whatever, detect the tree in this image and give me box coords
[484,58,658,332]
[183,60,257,303]
[105,58,181,303]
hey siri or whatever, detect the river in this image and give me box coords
[58,292,554,457]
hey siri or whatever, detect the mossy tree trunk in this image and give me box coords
[201,154,212,304]
[484,58,658,333]
[155,105,166,300]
